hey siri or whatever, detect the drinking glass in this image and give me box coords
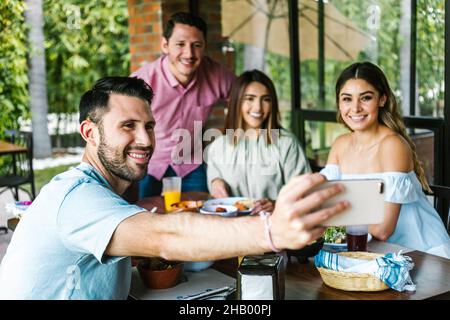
[346,224,368,252]
[162,177,181,212]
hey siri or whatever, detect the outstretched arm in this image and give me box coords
[106,173,349,261]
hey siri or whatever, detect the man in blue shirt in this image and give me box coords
[0,77,348,299]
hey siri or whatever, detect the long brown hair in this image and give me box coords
[225,69,282,144]
[335,61,431,192]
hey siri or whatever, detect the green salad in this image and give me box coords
[323,226,347,244]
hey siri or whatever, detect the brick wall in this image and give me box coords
[127,0,163,71]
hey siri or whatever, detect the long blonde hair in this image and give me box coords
[335,62,431,192]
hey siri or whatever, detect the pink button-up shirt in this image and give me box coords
[131,55,235,180]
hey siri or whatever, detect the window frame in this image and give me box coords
[286,0,450,189]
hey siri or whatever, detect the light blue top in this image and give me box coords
[320,164,450,258]
[0,162,146,299]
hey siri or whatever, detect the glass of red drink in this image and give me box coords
[346,225,368,252]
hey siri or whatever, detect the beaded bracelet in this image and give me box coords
[259,211,281,253]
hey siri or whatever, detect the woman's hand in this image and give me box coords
[251,198,275,214]
[210,179,229,198]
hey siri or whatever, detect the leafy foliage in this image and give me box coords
[417,0,444,116]
[43,0,130,116]
[301,0,444,117]
[0,0,29,137]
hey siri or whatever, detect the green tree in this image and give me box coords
[417,0,444,116]
[0,0,29,137]
[43,0,130,137]
[313,0,444,117]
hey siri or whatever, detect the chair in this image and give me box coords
[427,184,450,233]
[0,130,36,201]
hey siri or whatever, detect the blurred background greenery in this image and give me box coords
[0,0,130,141]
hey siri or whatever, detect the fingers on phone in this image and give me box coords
[290,182,345,216]
[295,201,348,231]
[282,173,327,201]
[317,200,349,221]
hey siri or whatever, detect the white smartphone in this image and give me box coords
[308,179,385,226]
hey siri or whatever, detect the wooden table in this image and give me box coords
[0,140,27,155]
[212,243,450,300]
[137,192,450,300]
[283,246,450,300]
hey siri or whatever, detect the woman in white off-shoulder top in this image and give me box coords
[322,61,450,258]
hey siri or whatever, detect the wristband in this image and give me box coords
[259,211,281,253]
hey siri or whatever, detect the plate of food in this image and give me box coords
[323,227,372,251]
[200,204,238,217]
[203,197,254,215]
[169,200,204,213]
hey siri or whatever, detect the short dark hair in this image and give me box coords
[163,12,207,41]
[79,76,154,124]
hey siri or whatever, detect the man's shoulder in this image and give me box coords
[130,56,163,78]
[48,163,109,193]
[201,56,234,75]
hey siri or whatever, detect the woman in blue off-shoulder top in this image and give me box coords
[322,61,450,258]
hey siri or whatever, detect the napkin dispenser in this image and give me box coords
[236,253,285,300]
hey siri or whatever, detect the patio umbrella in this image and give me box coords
[222,0,369,61]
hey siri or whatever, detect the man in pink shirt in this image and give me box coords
[131,12,236,198]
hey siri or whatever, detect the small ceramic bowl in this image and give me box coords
[137,259,184,289]
[199,205,238,217]
[183,261,214,272]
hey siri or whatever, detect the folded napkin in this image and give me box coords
[314,250,416,292]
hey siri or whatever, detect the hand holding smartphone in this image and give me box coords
[309,179,385,227]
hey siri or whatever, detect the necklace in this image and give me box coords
[351,136,384,153]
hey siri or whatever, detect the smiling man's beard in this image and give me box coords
[97,132,149,182]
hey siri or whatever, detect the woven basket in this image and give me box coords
[317,251,389,292]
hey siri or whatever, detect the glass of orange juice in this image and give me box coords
[162,177,181,212]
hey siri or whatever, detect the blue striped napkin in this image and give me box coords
[314,250,416,292]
